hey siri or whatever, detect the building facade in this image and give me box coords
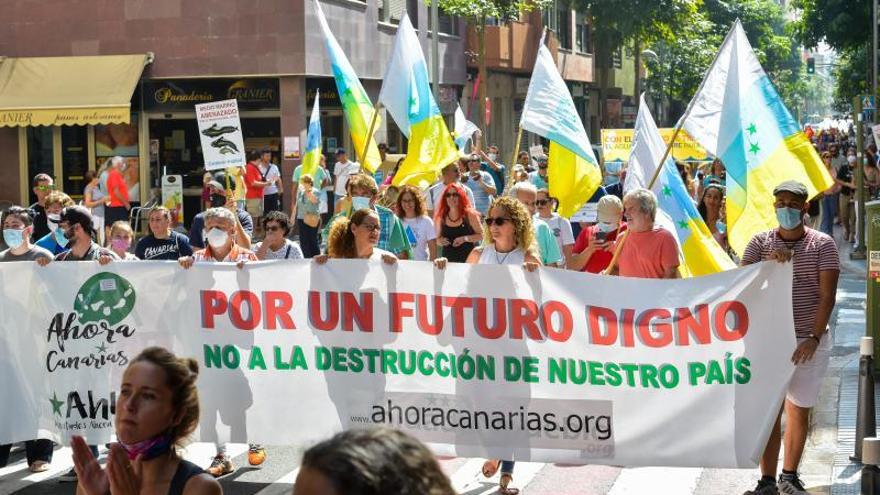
[0,0,466,224]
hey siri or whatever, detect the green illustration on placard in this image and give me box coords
[74,273,136,326]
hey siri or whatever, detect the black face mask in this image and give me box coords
[210,194,226,208]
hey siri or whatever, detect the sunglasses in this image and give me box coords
[484,217,512,226]
[535,199,550,206]
[36,185,56,192]
[538,165,548,170]
[359,223,381,232]
[445,193,459,199]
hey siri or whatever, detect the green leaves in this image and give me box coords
[431,0,550,23]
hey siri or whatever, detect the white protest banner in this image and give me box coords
[196,99,246,171]
[0,260,794,468]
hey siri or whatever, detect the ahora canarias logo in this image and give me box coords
[45,273,138,372]
[49,390,116,431]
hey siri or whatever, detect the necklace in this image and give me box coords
[494,246,514,265]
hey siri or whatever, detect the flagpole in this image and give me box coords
[603,22,740,276]
[506,127,523,191]
[359,102,381,167]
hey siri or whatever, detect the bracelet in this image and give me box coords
[809,333,821,344]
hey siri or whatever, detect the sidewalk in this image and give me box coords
[820,239,875,495]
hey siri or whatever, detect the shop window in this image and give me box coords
[61,127,89,201]
[94,116,140,204]
[26,127,54,205]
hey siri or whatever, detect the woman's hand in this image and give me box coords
[523,261,540,272]
[433,257,448,270]
[107,444,141,495]
[381,254,398,265]
[437,236,450,247]
[236,260,247,270]
[313,254,329,265]
[36,257,51,267]
[98,254,114,266]
[71,435,108,495]
[452,236,468,247]
[178,256,194,269]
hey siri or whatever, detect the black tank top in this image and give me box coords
[168,459,204,495]
[440,216,476,263]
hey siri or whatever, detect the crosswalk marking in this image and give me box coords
[608,467,702,495]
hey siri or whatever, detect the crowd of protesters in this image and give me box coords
[0,130,849,494]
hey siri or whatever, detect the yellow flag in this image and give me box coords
[548,141,602,218]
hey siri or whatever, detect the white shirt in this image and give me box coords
[334,160,361,196]
[254,239,304,260]
[261,163,281,195]
[478,245,526,266]
[538,213,574,261]
[402,216,437,261]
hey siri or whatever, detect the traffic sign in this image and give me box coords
[862,95,876,110]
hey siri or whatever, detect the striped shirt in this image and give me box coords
[741,228,839,338]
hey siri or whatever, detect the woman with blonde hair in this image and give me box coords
[433,195,540,495]
[108,221,139,260]
[313,208,397,265]
[72,347,221,495]
[395,185,437,261]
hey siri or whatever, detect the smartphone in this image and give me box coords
[594,230,608,243]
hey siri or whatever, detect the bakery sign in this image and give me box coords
[143,78,280,112]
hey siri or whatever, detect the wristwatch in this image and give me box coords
[809,333,822,344]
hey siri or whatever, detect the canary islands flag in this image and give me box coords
[314,0,382,172]
[520,43,601,218]
[301,92,322,178]
[625,94,736,277]
[681,20,834,254]
[378,13,458,188]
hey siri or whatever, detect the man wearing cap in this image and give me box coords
[528,155,549,190]
[741,180,839,495]
[463,154,496,215]
[425,162,475,216]
[52,206,117,263]
[569,195,626,273]
[190,172,254,250]
[332,148,361,203]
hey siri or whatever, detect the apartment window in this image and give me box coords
[556,7,571,50]
[383,0,418,26]
[575,14,591,54]
[427,8,459,36]
[542,5,556,32]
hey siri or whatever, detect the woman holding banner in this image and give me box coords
[71,347,220,495]
[313,208,397,264]
[434,195,540,495]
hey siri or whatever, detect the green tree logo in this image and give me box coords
[74,273,136,326]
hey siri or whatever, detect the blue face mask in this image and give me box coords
[775,207,803,230]
[53,227,69,247]
[351,196,371,211]
[3,228,25,249]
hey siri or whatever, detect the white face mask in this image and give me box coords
[487,153,498,162]
[351,196,371,211]
[848,155,857,165]
[206,228,229,249]
[47,214,61,233]
[596,221,617,233]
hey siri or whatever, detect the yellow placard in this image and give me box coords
[601,128,711,164]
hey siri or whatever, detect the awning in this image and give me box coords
[0,54,151,127]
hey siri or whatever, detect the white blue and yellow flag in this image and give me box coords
[378,14,458,188]
[301,91,322,178]
[681,20,833,253]
[453,104,479,152]
[625,94,736,277]
[520,43,601,218]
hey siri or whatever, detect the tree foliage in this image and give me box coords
[790,0,871,52]
[832,46,870,111]
[432,0,550,24]
[644,0,807,119]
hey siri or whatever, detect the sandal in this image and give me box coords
[482,459,501,478]
[499,473,520,494]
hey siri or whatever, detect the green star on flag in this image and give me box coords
[96,342,107,354]
[678,219,690,230]
[50,392,64,416]
[749,142,760,155]
[747,123,757,135]
[662,185,672,197]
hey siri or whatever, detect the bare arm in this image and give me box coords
[812,269,839,338]
[468,211,484,241]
